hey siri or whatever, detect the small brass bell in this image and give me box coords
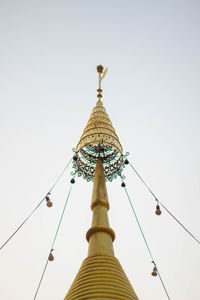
[124,159,129,165]
[71,178,75,184]
[155,204,161,215]
[151,266,157,276]
[46,193,53,208]
[48,253,54,261]
[46,200,53,207]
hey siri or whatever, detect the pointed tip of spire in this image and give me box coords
[96,65,108,100]
[97,65,103,100]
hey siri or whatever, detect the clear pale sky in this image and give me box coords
[0,1,200,299]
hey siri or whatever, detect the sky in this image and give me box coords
[0,0,200,299]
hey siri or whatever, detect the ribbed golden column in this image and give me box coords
[86,158,115,257]
[64,159,139,300]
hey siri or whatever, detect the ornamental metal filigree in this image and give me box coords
[72,65,127,182]
[71,145,128,182]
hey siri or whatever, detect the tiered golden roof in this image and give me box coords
[76,99,123,154]
[72,100,126,182]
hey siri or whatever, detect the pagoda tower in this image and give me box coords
[65,66,139,300]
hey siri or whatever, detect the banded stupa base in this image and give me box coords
[65,255,138,300]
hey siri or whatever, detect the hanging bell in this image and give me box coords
[155,204,161,215]
[73,155,77,161]
[71,178,75,184]
[46,200,53,207]
[46,193,53,208]
[121,182,126,187]
[151,266,157,276]
[48,252,54,261]
[124,159,129,165]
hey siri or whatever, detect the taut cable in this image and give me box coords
[0,157,72,250]
[129,161,200,245]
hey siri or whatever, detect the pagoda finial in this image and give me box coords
[97,65,108,100]
[72,66,127,182]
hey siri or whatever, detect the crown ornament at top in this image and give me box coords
[72,66,128,182]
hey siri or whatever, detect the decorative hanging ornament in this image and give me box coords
[151,266,157,277]
[155,202,162,216]
[73,155,77,161]
[155,205,161,215]
[48,250,54,261]
[124,159,129,165]
[46,193,53,208]
[70,178,75,184]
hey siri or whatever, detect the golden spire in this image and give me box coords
[65,66,138,299]
[65,158,138,299]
